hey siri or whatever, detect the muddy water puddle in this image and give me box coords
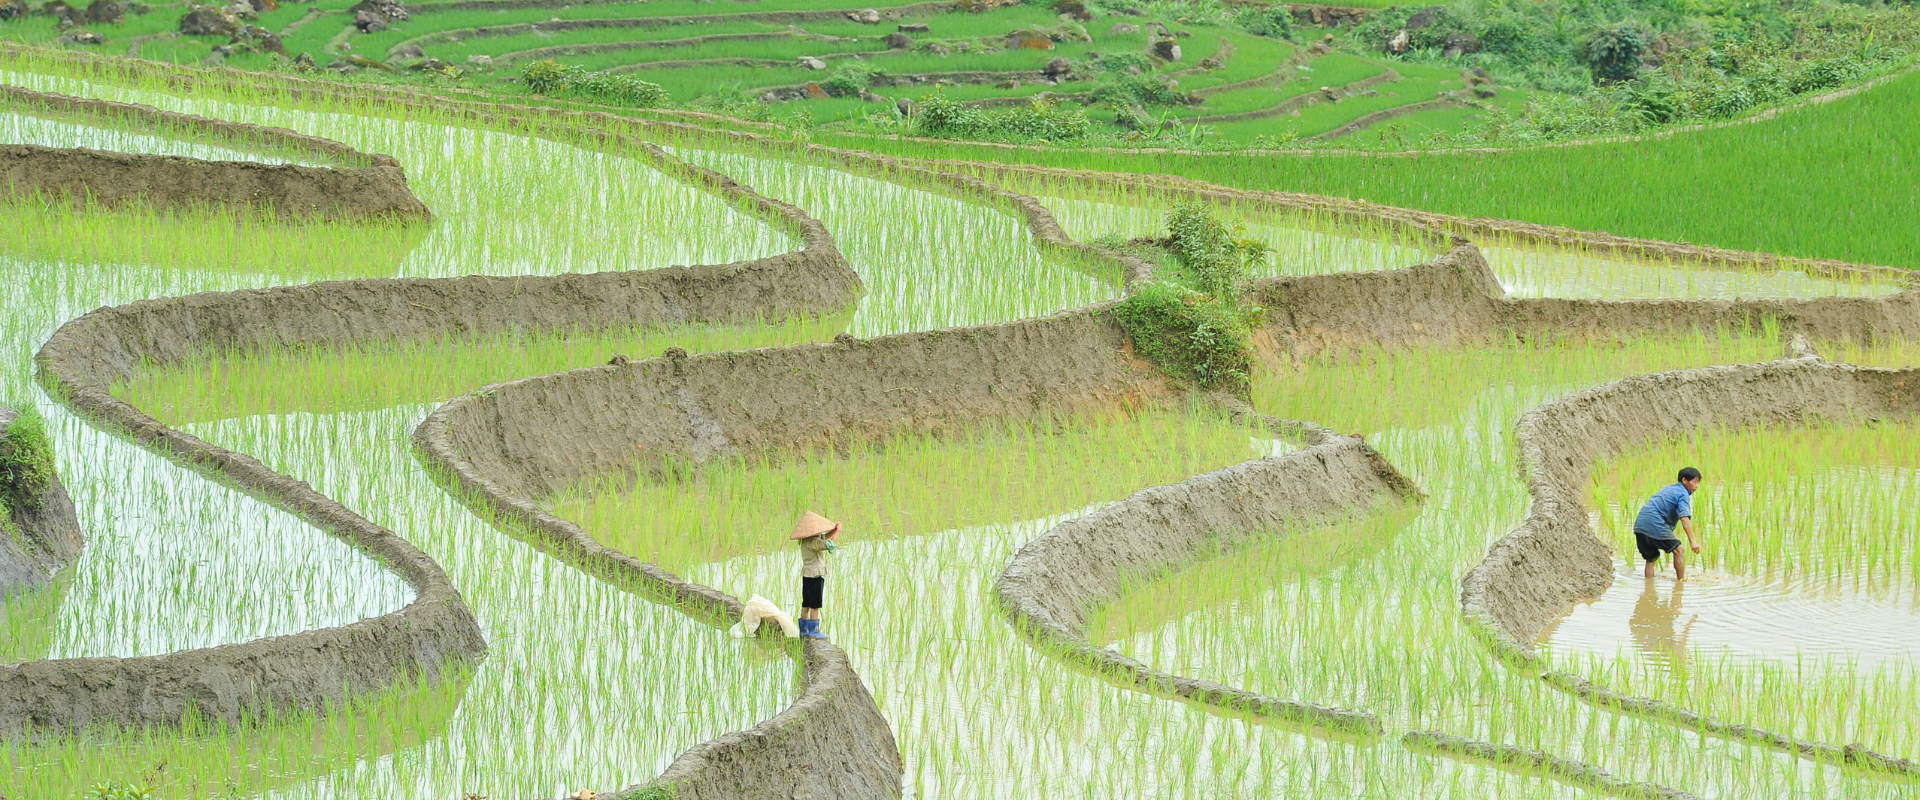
[1543,567,1920,672]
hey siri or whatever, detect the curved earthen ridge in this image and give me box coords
[0,406,83,601]
[0,84,431,222]
[10,102,859,739]
[995,401,1416,735]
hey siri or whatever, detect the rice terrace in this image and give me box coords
[2,0,1920,795]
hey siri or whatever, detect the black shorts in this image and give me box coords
[1634,531,1681,562]
[801,576,825,610]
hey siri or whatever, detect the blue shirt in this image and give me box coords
[1633,483,1693,541]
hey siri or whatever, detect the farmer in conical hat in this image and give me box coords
[791,510,842,639]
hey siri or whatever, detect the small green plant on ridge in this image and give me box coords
[1113,203,1269,393]
[0,405,56,537]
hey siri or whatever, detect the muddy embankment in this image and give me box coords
[996,404,1417,734]
[0,406,83,601]
[0,84,429,222]
[12,102,860,745]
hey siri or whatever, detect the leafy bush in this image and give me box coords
[1235,5,1292,40]
[1583,23,1651,83]
[912,92,1091,142]
[1114,282,1253,392]
[520,59,571,95]
[1165,201,1268,299]
[0,406,54,535]
[817,62,876,98]
[1111,203,1269,392]
[1089,72,1197,107]
[519,59,668,107]
[1092,51,1154,74]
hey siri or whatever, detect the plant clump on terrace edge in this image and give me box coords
[1112,202,1268,394]
[520,59,669,108]
[0,406,56,536]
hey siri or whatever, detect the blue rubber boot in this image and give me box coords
[799,618,827,639]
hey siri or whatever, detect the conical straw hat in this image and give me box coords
[790,510,842,540]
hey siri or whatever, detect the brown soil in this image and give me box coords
[1,85,429,222]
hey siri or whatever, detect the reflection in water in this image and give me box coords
[1628,578,1696,668]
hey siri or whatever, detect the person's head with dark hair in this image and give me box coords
[1678,467,1702,492]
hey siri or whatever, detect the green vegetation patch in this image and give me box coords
[1111,203,1269,393]
[0,406,56,534]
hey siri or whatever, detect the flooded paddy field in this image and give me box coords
[2,55,1917,800]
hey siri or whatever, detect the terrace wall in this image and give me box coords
[0,406,84,601]
[1,85,429,222]
[995,407,1415,734]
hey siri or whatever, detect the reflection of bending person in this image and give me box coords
[1633,467,1704,579]
[1629,578,1696,666]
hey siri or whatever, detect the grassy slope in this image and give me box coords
[830,70,1920,269]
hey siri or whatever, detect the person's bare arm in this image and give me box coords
[1681,516,1701,553]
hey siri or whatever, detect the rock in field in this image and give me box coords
[178,4,240,36]
[348,0,406,21]
[1041,56,1070,77]
[1107,22,1138,35]
[1051,0,1090,21]
[0,0,25,20]
[393,43,424,59]
[1005,29,1053,50]
[352,9,385,32]
[1385,28,1410,55]
[233,23,285,55]
[1149,37,1180,62]
[1405,5,1442,29]
[882,31,912,49]
[1442,31,1479,58]
[846,7,879,23]
[83,0,120,23]
[58,29,105,44]
[797,55,826,69]
[897,21,928,33]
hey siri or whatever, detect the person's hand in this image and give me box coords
[1690,542,1701,554]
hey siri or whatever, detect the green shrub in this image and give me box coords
[1092,51,1155,74]
[1111,203,1269,393]
[1114,282,1252,393]
[0,406,55,533]
[1089,72,1197,107]
[912,92,1091,142]
[818,63,877,98]
[519,59,571,95]
[1582,24,1651,83]
[569,71,669,107]
[519,59,668,107]
[1165,202,1268,299]
[1235,5,1292,40]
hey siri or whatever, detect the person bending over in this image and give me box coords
[1633,467,1703,579]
